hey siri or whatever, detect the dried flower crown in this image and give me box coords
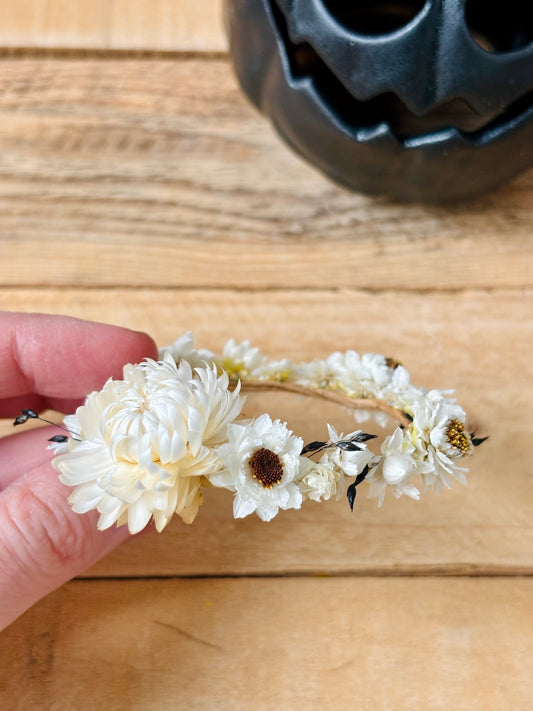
[16,333,486,534]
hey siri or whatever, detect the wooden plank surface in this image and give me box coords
[0,288,531,577]
[2,577,532,711]
[0,0,227,52]
[1,58,533,290]
[1,4,533,708]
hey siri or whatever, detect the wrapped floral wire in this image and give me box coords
[14,333,486,534]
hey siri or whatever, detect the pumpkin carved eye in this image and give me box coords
[322,0,427,36]
[464,0,533,54]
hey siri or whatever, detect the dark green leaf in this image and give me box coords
[354,464,370,487]
[353,432,378,442]
[471,435,488,447]
[22,409,39,419]
[336,441,362,451]
[48,434,69,443]
[301,441,327,455]
[347,482,357,511]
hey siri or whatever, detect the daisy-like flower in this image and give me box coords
[208,413,306,521]
[52,355,244,534]
[408,390,472,493]
[365,427,427,506]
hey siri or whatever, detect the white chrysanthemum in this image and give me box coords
[208,413,305,521]
[365,427,427,506]
[158,331,216,370]
[408,390,472,493]
[52,355,244,533]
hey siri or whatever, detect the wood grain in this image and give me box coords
[1,7,532,704]
[0,0,226,52]
[0,288,530,576]
[1,58,533,291]
[2,577,532,710]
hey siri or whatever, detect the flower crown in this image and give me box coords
[16,333,486,534]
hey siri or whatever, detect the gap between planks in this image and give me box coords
[0,47,228,59]
[77,568,533,580]
[0,284,527,295]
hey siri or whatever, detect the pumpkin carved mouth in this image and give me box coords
[269,0,533,145]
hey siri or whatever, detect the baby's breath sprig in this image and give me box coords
[13,332,485,534]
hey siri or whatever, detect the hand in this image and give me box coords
[0,312,158,631]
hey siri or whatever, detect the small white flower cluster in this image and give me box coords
[50,333,481,533]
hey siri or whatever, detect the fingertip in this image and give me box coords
[0,312,159,400]
[106,327,159,373]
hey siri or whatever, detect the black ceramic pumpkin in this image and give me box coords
[225,0,533,203]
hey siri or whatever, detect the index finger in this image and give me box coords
[0,311,158,404]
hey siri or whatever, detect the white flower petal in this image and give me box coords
[127,497,152,534]
[233,495,257,519]
[211,415,306,521]
[52,353,245,532]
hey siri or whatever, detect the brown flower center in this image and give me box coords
[248,448,284,489]
[445,419,471,456]
[385,357,402,370]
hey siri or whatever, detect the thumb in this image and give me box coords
[0,453,133,631]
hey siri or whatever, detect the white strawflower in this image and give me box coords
[324,424,374,477]
[365,427,425,506]
[291,358,336,389]
[326,351,393,397]
[219,340,295,382]
[292,351,419,426]
[209,414,305,521]
[248,358,294,382]
[408,390,472,493]
[52,355,244,534]
[219,339,268,380]
[158,331,216,370]
[296,425,374,503]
